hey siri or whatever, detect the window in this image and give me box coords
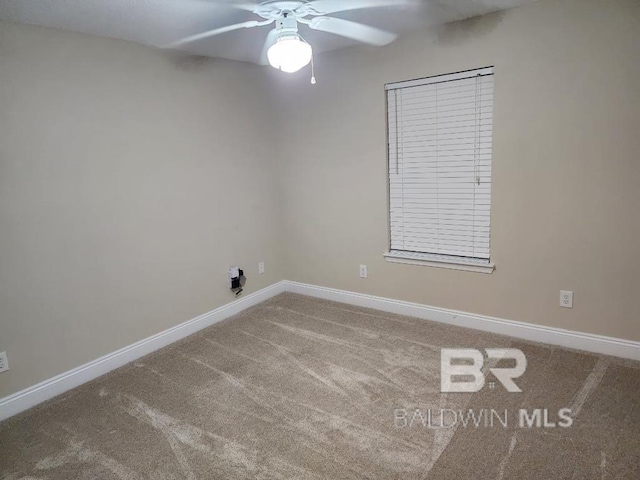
[384,67,495,273]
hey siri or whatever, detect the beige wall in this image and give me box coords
[0,21,284,398]
[275,0,640,341]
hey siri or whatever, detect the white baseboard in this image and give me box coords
[285,281,640,361]
[2,279,639,423]
[0,281,286,422]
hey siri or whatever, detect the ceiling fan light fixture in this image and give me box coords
[267,35,312,73]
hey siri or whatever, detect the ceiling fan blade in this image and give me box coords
[259,29,280,65]
[307,17,397,46]
[304,0,411,15]
[227,2,261,12]
[165,20,261,48]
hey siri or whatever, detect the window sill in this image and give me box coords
[383,251,495,274]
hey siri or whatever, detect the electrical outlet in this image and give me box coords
[359,265,368,278]
[0,352,9,373]
[560,290,573,309]
[228,266,239,288]
[258,262,265,274]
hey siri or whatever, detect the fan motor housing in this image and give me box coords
[255,2,306,19]
[275,12,299,33]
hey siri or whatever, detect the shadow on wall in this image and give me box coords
[436,11,505,46]
[166,52,216,72]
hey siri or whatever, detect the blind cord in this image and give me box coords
[395,90,399,175]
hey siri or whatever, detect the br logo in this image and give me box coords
[440,348,527,393]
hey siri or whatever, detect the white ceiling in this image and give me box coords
[0,0,537,65]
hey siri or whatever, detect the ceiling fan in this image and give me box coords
[166,0,411,75]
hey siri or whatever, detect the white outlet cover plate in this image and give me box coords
[359,265,368,278]
[560,290,573,308]
[0,351,9,373]
[258,262,265,274]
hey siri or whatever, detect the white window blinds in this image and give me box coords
[386,67,494,261]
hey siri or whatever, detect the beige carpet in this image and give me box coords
[1,293,639,479]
